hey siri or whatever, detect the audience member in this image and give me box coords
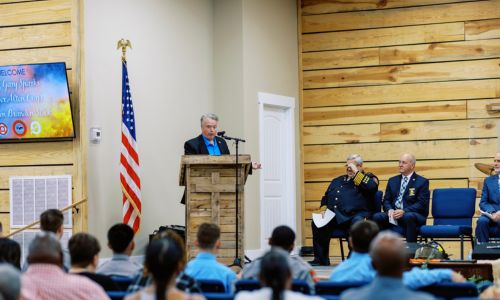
[39,208,71,270]
[20,231,109,300]
[330,220,464,288]
[310,153,379,266]
[97,223,142,278]
[373,153,430,242]
[476,152,500,242]
[0,263,21,300]
[0,238,21,269]
[68,232,119,291]
[127,229,201,294]
[341,232,435,300]
[185,223,237,293]
[236,250,322,300]
[125,237,204,300]
[241,225,317,288]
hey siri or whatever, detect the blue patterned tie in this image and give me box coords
[395,176,409,209]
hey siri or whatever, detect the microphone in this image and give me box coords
[216,131,245,142]
[217,131,226,137]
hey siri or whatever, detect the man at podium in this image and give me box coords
[184,113,230,155]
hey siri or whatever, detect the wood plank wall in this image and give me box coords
[0,0,86,234]
[299,0,500,259]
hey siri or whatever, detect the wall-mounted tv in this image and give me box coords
[0,62,75,142]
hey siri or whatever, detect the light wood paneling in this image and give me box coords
[468,98,500,119]
[380,39,500,65]
[302,22,464,52]
[301,0,477,15]
[0,23,71,50]
[466,19,500,41]
[303,101,466,125]
[0,214,9,234]
[0,47,73,68]
[303,124,380,144]
[304,58,500,89]
[304,159,491,182]
[0,191,8,212]
[304,138,497,163]
[302,0,500,33]
[302,48,379,70]
[0,0,70,26]
[0,142,73,166]
[303,79,500,108]
[380,119,499,141]
[0,165,74,189]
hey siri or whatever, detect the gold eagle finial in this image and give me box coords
[117,39,132,61]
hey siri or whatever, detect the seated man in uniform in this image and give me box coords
[310,154,379,266]
[373,153,430,242]
[476,152,500,242]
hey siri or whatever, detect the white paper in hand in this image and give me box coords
[312,209,335,228]
[480,209,498,223]
[389,216,398,226]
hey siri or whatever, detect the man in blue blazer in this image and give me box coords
[373,153,430,242]
[476,153,500,242]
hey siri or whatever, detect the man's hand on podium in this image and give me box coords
[252,162,262,170]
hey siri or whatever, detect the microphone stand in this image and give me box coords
[219,133,250,268]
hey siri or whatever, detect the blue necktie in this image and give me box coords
[395,176,409,209]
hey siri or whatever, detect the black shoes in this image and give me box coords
[309,259,330,266]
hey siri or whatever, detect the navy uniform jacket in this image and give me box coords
[320,171,379,224]
[479,175,500,213]
[184,134,230,155]
[382,172,430,217]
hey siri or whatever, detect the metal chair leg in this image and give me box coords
[339,238,345,261]
[460,235,464,260]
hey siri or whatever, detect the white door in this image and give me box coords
[258,92,296,251]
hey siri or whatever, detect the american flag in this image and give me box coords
[120,60,142,233]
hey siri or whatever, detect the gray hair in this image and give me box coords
[0,263,20,300]
[346,154,363,166]
[401,153,416,165]
[200,113,219,126]
[27,231,62,265]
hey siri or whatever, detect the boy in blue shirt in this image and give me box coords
[185,223,237,293]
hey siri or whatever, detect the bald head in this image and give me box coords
[370,232,408,278]
[399,153,416,176]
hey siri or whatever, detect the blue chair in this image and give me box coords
[291,279,311,295]
[235,279,261,292]
[332,190,383,260]
[110,275,134,291]
[106,291,128,300]
[203,293,234,300]
[419,188,476,259]
[417,282,478,300]
[197,279,226,293]
[315,281,369,296]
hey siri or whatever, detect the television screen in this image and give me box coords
[0,62,75,141]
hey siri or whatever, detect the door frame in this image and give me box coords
[257,92,296,251]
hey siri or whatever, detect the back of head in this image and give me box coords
[68,233,101,268]
[370,232,407,278]
[40,209,64,233]
[0,238,21,270]
[270,226,295,252]
[146,237,184,300]
[349,220,379,253]
[259,249,291,300]
[197,223,220,250]
[27,231,62,266]
[107,223,134,253]
[152,229,187,267]
[0,263,20,300]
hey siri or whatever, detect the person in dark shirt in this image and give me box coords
[68,232,119,291]
[310,153,379,266]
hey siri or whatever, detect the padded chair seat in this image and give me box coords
[419,225,472,238]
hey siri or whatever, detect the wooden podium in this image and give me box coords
[179,155,251,265]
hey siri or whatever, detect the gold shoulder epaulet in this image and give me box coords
[353,171,364,186]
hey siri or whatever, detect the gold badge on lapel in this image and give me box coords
[409,188,415,196]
